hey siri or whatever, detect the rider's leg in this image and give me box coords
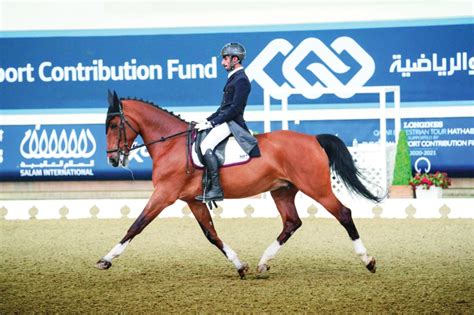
[196,149,224,201]
[196,123,231,202]
[200,123,231,155]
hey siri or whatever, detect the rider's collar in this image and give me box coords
[228,66,244,78]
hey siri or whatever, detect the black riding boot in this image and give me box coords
[196,149,224,202]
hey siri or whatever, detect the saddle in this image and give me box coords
[190,129,251,168]
[189,129,256,208]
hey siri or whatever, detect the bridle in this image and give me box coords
[106,100,194,170]
[106,102,139,159]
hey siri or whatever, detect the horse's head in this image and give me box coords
[105,90,139,167]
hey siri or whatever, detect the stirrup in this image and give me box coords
[195,194,224,202]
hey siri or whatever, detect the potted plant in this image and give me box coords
[409,171,451,199]
[390,129,414,198]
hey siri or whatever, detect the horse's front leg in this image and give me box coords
[187,201,249,279]
[96,188,176,270]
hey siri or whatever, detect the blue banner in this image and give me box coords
[1,19,473,180]
[0,117,471,181]
[0,124,152,181]
[1,22,473,109]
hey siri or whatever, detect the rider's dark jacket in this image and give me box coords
[207,68,260,157]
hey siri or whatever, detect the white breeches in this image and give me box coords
[200,122,231,155]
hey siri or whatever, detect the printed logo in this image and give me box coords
[20,126,96,159]
[414,157,431,173]
[246,37,375,99]
[18,126,96,177]
[128,142,150,163]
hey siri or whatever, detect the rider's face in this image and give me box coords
[221,55,234,71]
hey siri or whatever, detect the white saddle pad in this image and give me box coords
[191,137,250,168]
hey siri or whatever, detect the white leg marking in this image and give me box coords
[103,240,130,262]
[352,238,371,265]
[223,243,243,270]
[258,240,282,266]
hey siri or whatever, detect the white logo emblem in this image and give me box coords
[20,126,96,159]
[246,37,375,99]
[414,157,431,173]
[128,142,150,163]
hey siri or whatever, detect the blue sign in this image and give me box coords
[0,124,152,181]
[1,19,473,180]
[403,117,474,176]
[0,116,471,181]
[1,22,473,110]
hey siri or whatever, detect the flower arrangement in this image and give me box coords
[409,171,451,190]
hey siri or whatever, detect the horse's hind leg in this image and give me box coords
[257,185,302,278]
[187,201,249,279]
[317,194,376,273]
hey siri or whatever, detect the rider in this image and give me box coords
[195,42,260,202]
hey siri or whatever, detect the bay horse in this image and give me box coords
[96,91,380,278]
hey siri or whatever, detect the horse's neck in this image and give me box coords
[129,102,188,153]
[143,114,187,139]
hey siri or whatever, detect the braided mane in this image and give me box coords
[121,97,189,123]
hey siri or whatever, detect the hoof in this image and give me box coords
[237,262,249,279]
[95,259,112,270]
[366,257,376,273]
[256,264,270,279]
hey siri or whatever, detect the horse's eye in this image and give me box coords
[110,124,117,129]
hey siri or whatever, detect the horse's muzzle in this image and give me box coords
[108,156,120,167]
[108,151,129,167]
[107,151,121,167]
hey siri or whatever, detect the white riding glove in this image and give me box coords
[195,120,212,131]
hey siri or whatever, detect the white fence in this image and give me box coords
[1,197,472,220]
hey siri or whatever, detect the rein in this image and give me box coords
[130,125,195,175]
[129,127,193,151]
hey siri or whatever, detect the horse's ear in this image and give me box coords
[107,89,114,108]
[105,90,121,133]
[107,90,121,115]
[113,91,120,109]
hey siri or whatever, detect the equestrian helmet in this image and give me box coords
[221,42,246,63]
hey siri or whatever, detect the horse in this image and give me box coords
[96,90,380,278]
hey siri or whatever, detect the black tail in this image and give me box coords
[316,134,382,202]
